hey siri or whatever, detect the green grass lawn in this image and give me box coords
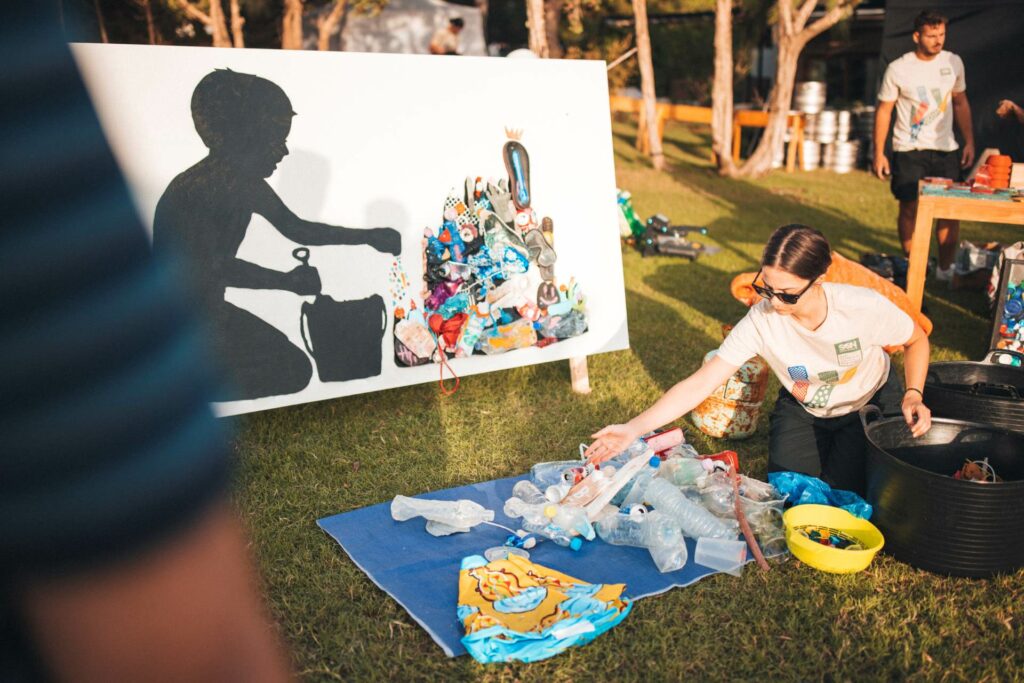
[233,120,1023,681]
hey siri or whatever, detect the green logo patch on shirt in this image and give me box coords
[835,338,863,366]
[940,67,952,76]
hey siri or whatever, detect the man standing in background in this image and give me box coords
[873,10,975,284]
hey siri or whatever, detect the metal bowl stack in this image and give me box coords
[801,140,822,170]
[823,140,861,173]
[815,110,838,144]
[836,110,853,142]
[793,81,827,114]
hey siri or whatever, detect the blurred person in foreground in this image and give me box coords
[1,6,291,682]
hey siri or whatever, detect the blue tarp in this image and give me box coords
[318,475,746,657]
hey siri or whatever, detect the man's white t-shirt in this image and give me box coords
[877,50,966,152]
[716,284,915,418]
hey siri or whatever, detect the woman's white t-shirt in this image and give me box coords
[716,283,915,418]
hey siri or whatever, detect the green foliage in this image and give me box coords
[233,119,1024,681]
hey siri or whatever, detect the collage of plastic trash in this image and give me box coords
[390,131,588,391]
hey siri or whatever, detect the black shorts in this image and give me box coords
[890,149,961,202]
[767,367,904,496]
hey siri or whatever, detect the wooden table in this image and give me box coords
[906,182,1024,311]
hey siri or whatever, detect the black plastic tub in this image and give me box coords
[861,406,1024,577]
[924,351,1024,434]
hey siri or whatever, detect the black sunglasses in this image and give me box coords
[751,268,814,305]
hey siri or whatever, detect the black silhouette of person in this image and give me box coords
[154,69,401,402]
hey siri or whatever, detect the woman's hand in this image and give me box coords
[902,391,932,438]
[583,424,638,465]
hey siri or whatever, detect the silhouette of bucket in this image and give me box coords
[301,294,386,383]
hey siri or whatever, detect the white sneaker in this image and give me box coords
[935,264,955,282]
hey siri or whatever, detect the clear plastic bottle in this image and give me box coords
[545,482,571,503]
[390,495,494,534]
[545,504,595,540]
[512,480,549,505]
[595,509,688,573]
[642,478,738,540]
[530,460,587,488]
[503,496,548,524]
[659,456,711,487]
[521,519,583,551]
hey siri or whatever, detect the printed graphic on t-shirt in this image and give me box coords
[788,365,858,408]
[910,85,952,143]
[835,338,863,366]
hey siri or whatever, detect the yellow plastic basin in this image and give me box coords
[783,504,885,574]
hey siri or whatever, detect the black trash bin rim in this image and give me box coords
[859,405,1023,485]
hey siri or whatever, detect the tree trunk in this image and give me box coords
[282,0,304,50]
[544,0,563,59]
[94,0,109,43]
[730,0,860,177]
[317,0,347,50]
[738,34,799,176]
[207,0,232,47]
[632,0,663,170]
[229,0,245,47]
[711,0,735,174]
[526,0,549,57]
[142,0,157,44]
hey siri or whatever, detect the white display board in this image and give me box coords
[72,44,629,416]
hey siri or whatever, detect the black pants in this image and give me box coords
[890,149,961,202]
[767,368,904,496]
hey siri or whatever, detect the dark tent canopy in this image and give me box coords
[880,0,1024,159]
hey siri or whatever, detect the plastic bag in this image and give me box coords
[767,472,873,519]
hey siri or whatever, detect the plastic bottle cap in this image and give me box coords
[544,505,558,518]
[569,537,583,551]
[648,456,661,468]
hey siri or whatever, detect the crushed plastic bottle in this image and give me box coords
[503,496,549,524]
[659,456,712,487]
[595,508,688,573]
[390,495,494,536]
[545,503,595,540]
[537,310,588,339]
[512,480,549,505]
[521,519,583,551]
[530,460,589,488]
[584,453,659,521]
[642,478,738,540]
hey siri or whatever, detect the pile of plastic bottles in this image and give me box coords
[390,429,789,575]
[517,434,789,572]
[392,132,587,367]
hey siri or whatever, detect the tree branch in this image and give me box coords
[794,0,816,33]
[800,0,859,44]
[317,0,347,50]
[173,0,211,25]
[778,0,794,37]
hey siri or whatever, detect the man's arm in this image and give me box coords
[997,99,1024,125]
[873,100,896,179]
[952,91,975,168]
[20,506,292,683]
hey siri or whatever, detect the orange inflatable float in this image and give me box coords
[730,252,932,352]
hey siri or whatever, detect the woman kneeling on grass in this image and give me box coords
[585,223,933,495]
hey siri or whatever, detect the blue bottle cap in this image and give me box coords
[1005,299,1024,319]
[569,537,583,551]
[648,456,661,468]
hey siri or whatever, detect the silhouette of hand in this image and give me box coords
[368,227,402,256]
[284,264,321,296]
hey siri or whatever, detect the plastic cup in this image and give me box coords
[694,537,748,577]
